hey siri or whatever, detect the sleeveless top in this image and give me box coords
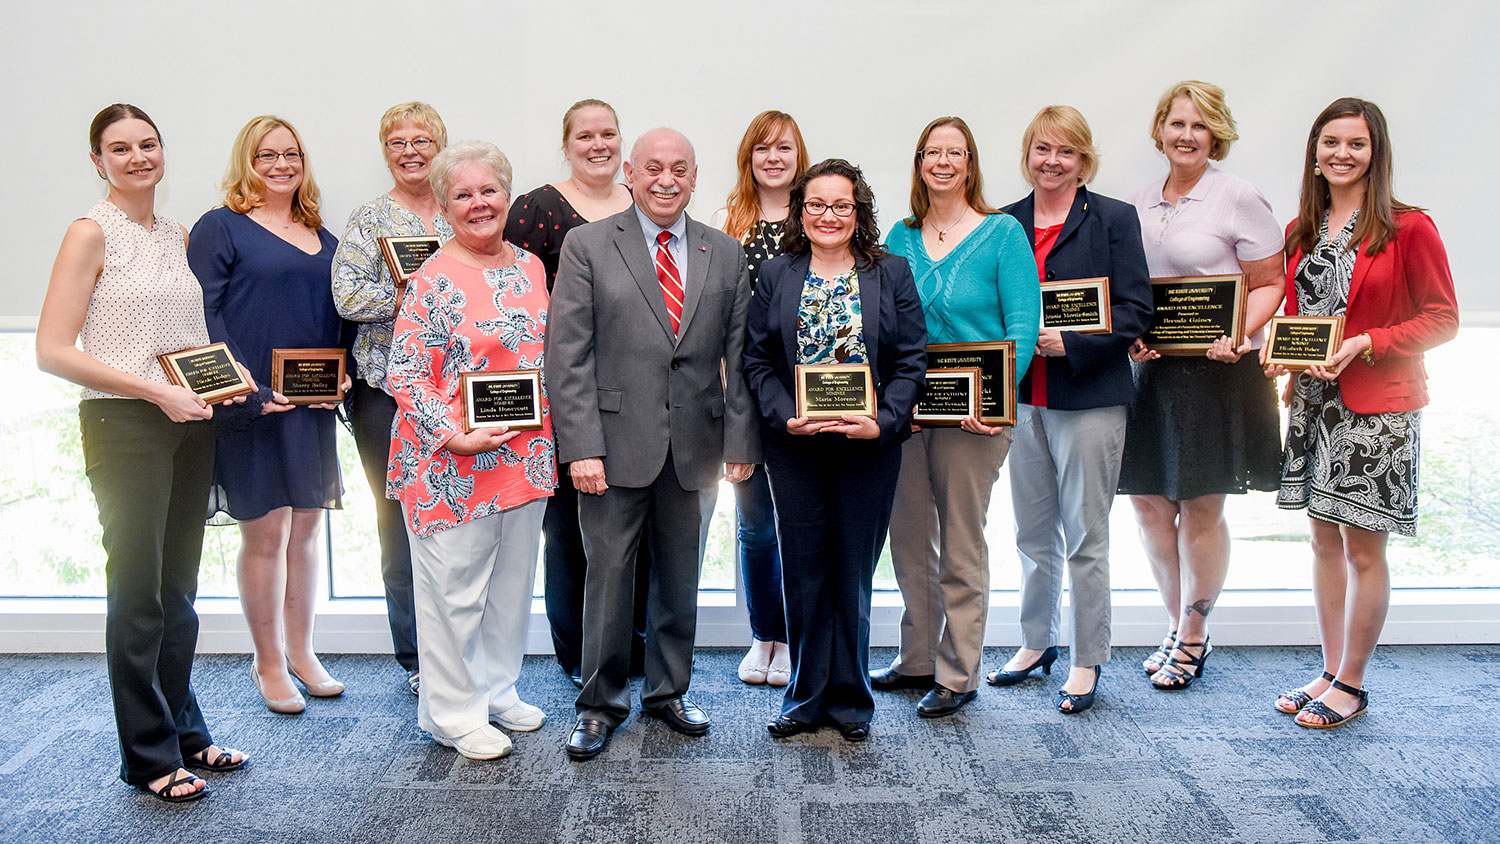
[78,200,210,400]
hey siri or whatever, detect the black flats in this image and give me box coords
[767,716,869,742]
[1057,666,1101,714]
[986,646,1059,687]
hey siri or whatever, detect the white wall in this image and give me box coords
[5,0,1497,326]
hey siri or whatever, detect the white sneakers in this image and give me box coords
[493,700,547,732]
[436,724,512,760]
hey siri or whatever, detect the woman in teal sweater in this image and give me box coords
[872,116,1040,718]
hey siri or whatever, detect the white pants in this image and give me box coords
[406,499,544,740]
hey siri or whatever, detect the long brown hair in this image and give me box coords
[723,110,810,243]
[1287,97,1419,258]
[905,116,998,228]
[783,159,886,269]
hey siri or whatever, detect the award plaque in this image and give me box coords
[460,369,544,432]
[271,348,347,404]
[1264,315,1345,370]
[1145,274,1247,354]
[157,342,254,403]
[1040,277,1112,334]
[795,363,877,420]
[914,367,983,426]
[378,235,442,289]
[924,341,1017,426]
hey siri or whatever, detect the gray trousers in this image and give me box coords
[1009,404,1126,667]
[888,427,1013,691]
[575,456,715,727]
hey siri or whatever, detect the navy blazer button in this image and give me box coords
[671,361,681,370]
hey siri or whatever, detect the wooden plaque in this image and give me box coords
[378,235,442,289]
[1264,315,1346,370]
[460,369,544,433]
[1145,274,1247,354]
[157,342,254,403]
[924,341,1017,426]
[271,348,347,404]
[795,363,876,419]
[1041,277,1112,334]
[914,367,983,426]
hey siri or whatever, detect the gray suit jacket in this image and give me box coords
[546,208,761,491]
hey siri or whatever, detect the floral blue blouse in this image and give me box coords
[796,268,867,364]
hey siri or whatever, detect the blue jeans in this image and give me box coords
[735,469,785,643]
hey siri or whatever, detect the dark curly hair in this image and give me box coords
[783,158,886,268]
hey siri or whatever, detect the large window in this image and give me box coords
[3,328,1496,600]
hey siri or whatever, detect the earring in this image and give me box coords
[96,169,107,180]
[1313,164,1322,177]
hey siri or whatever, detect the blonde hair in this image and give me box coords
[722,110,810,243]
[1150,81,1238,161]
[220,115,322,228]
[561,98,620,149]
[1020,105,1099,186]
[378,101,448,150]
[430,140,513,209]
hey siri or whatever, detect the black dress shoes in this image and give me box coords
[917,685,978,718]
[836,721,871,742]
[766,716,816,739]
[566,717,612,761]
[869,666,935,691]
[569,673,583,690]
[643,697,711,736]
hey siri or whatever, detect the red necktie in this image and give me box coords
[655,230,683,335]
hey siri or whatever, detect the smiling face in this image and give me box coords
[920,124,970,199]
[385,119,440,193]
[1026,133,1082,195]
[802,174,857,255]
[442,160,511,251]
[624,130,696,228]
[564,105,622,186]
[91,117,164,191]
[253,125,303,200]
[1160,96,1213,174]
[751,126,798,192]
[1315,115,1373,190]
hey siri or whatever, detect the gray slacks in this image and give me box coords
[575,456,715,727]
[888,427,1013,691]
[1009,404,1126,667]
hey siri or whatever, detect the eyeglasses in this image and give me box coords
[920,148,970,161]
[254,150,303,165]
[386,137,436,152]
[804,201,856,217]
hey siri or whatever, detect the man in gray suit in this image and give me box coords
[546,127,759,760]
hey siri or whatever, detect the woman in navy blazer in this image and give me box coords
[743,158,926,741]
[983,106,1153,714]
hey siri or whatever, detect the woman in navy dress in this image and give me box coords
[188,115,347,715]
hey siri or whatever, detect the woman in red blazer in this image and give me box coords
[1263,98,1458,729]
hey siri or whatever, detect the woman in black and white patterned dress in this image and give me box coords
[1264,98,1458,729]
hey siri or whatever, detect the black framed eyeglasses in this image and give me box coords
[803,201,856,217]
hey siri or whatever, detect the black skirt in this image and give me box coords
[1117,355,1282,500]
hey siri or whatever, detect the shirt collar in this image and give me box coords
[635,205,687,248]
[1151,162,1220,206]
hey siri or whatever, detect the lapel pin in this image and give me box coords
[699,246,707,252]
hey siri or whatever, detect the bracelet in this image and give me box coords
[1359,333,1375,365]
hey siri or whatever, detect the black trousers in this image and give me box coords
[543,469,650,677]
[348,381,418,674]
[764,434,902,727]
[81,399,216,786]
[574,455,714,727]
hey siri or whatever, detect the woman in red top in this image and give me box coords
[1264,98,1458,728]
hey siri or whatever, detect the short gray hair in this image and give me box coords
[430,140,513,208]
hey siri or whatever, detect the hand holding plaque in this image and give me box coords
[1040,277,1111,334]
[460,370,544,433]
[795,363,876,420]
[1264,316,1345,371]
[158,342,255,403]
[271,349,347,404]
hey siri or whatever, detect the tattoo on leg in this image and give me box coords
[1183,599,1214,618]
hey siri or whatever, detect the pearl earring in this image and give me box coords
[1313,164,1322,177]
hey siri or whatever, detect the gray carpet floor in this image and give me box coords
[2,646,1497,843]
